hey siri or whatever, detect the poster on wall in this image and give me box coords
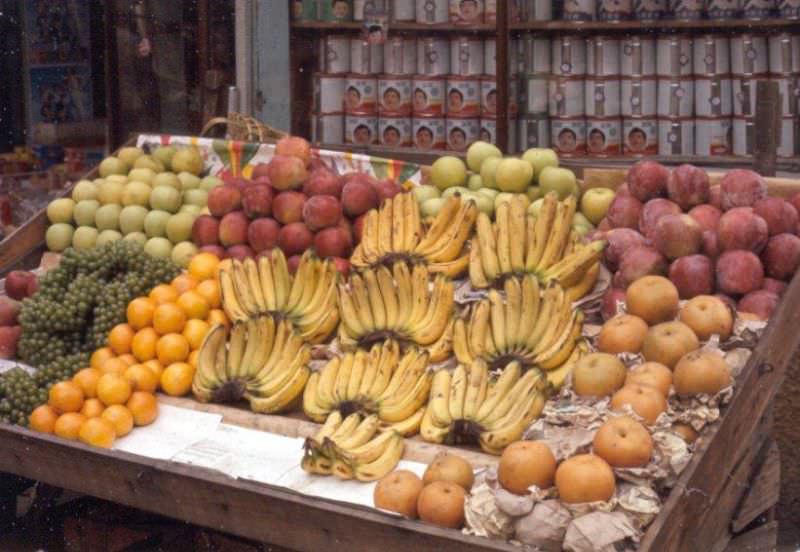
[23,0,91,65]
[28,65,93,126]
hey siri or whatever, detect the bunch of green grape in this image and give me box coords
[0,368,47,426]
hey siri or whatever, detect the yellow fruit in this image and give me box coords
[124,364,159,393]
[100,357,129,376]
[153,302,187,334]
[79,417,116,448]
[54,412,87,440]
[127,392,159,426]
[143,359,164,381]
[171,274,198,294]
[96,373,132,406]
[48,381,84,413]
[90,347,115,370]
[131,327,158,362]
[189,252,221,281]
[102,405,134,437]
[215,258,233,279]
[161,362,194,396]
[118,354,137,366]
[177,290,210,320]
[108,323,135,355]
[187,349,200,368]
[72,368,101,399]
[157,333,190,365]
[126,297,156,330]
[195,279,221,309]
[29,405,58,433]
[206,309,229,330]
[183,319,210,350]
[80,398,105,418]
[149,284,179,305]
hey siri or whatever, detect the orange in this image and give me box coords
[108,323,135,355]
[207,309,229,330]
[124,364,159,393]
[48,381,84,413]
[127,392,159,426]
[29,405,58,433]
[100,357,129,376]
[143,359,164,381]
[183,319,210,350]
[72,368,101,399]
[161,362,194,397]
[96,373,132,406]
[54,412,87,440]
[127,297,156,330]
[80,398,105,418]
[157,333,190,365]
[131,327,158,362]
[153,302,186,334]
[171,273,198,294]
[90,347,115,371]
[195,279,221,309]
[187,349,200,368]
[78,417,116,448]
[215,258,234,279]
[189,252,221,281]
[176,290,210,320]
[102,405,134,437]
[118,354,137,366]
[149,284,179,305]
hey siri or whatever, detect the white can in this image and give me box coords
[449,0,485,24]
[587,36,621,76]
[320,35,351,74]
[694,35,731,75]
[415,0,449,23]
[670,0,705,18]
[549,78,586,117]
[769,33,800,74]
[344,75,378,114]
[311,113,345,144]
[350,39,385,74]
[586,118,623,156]
[633,0,669,19]
[657,78,695,117]
[707,0,741,18]
[563,0,596,20]
[523,75,549,114]
[552,36,587,76]
[384,36,417,75]
[779,0,800,17]
[417,37,450,76]
[621,77,658,117]
[779,116,800,157]
[446,76,481,117]
[354,0,388,19]
[773,75,800,116]
[731,35,769,75]
[313,73,345,114]
[623,117,658,155]
[412,75,446,116]
[378,77,412,116]
[484,39,497,76]
[621,36,657,77]
[345,114,379,145]
[732,116,755,155]
[656,35,693,77]
[521,35,552,74]
[450,36,484,76]
[585,78,622,117]
[742,0,775,18]
[658,117,695,155]
[732,77,758,116]
[695,77,733,117]
[480,77,519,117]
[480,118,498,144]
[518,116,551,148]
[551,117,587,156]
[520,0,553,20]
[695,117,732,155]
[446,117,480,151]
[390,0,416,20]
[598,0,633,20]
[485,0,523,23]
[413,117,447,149]
[378,117,413,146]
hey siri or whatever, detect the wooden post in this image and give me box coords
[753,80,780,177]
[496,0,509,153]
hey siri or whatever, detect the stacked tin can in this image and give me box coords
[621,36,658,156]
[730,35,768,156]
[444,36,482,151]
[518,34,551,149]
[657,35,695,156]
[312,35,350,144]
[378,36,416,147]
[585,37,622,157]
[413,36,449,149]
[768,33,800,157]
[343,38,382,145]
[549,37,587,156]
[694,35,733,155]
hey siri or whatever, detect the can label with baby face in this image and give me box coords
[412,75,446,116]
[378,117,413,146]
[778,0,800,17]
[656,35,693,77]
[585,78,621,117]
[657,78,694,117]
[732,116,755,155]
[658,117,694,155]
[351,39,385,74]
[313,73,346,114]
[695,117,732,155]
[778,116,800,157]
[413,117,447,148]
[522,75,549,114]
[311,113,345,144]
[707,0,740,18]
[731,35,769,75]
[599,0,632,19]
[550,78,586,117]
[445,117,480,151]
[446,77,481,118]
[378,77,412,116]
[344,75,378,114]
[587,37,621,76]
[354,0,388,19]
[551,117,587,156]
[769,33,800,74]
[449,0,485,23]
[450,36,485,76]
[586,118,622,156]
[521,35,552,74]
[742,0,775,18]
[771,75,800,116]
[416,0,449,22]
[417,37,451,76]
[553,36,587,76]
[480,77,519,118]
[384,36,417,75]
[621,36,657,77]
[480,118,497,144]
[563,0,596,20]
[670,0,705,18]
[520,0,553,20]
[391,0,416,20]
[291,0,318,20]
[322,0,353,20]
[320,35,351,74]
[518,116,551,148]
[485,39,497,76]
[695,77,733,117]
[693,35,731,75]
[345,114,378,145]
[621,77,657,117]
[633,0,668,19]
[623,117,658,155]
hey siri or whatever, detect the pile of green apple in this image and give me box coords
[411,142,616,235]
[45,145,220,268]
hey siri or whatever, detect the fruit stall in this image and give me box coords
[0,133,792,551]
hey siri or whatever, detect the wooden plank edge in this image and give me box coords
[724,521,779,552]
[731,441,781,533]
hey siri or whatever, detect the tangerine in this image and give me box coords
[72,368,101,398]
[29,405,58,433]
[131,327,158,362]
[126,297,156,330]
[100,357,129,376]
[78,417,116,448]
[153,302,186,334]
[171,273,198,294]
[157,333,190,365]
[127,392,159,426]
[80,398,105,418]
[124,364,159,393]
[183,319,210,350]
[143,359,164,381]
[54,412,87,440]
[216,258,233,279]
[90,347,115,370]
[176,290,210,320]
[189,252,221,281]
[102,405,134,437]
[149,284,179,305]
[118,354,137,366]
[161,362,194,396]
[48,381,84,413]
[187,349,200,368]
[195,279,221,309]
[206,309,229,330]
[108,323,135,355]
[96,373,132,406]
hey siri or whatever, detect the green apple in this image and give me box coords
[153,145,177,170]
[183,188,208,207]
[572,212,594,230]
[479,157,502,189]
[465,141,502,173]
[580,187,616,225]
[539,167,578,200]
[572,224,591,237]
[71,180,98,202]
[171,148,204,175]
[177,171,201,190]
[144,237,173,260]
[467,174,483,191]
[133,155,165,173]
[180,204,203,216]
[117,147,144,167]
[124,232,148,246]
[412,184,440,203]
[119,205,149,234]
[128,168,156,185]
[200,175,222,191]
[526,186,542,203]
[46,223,74,252]
[166,212,196,243]
[421,197,446,218]
[153,172,182,190]
[106,174,128,185]
[150,186,182,213]
[47,198,75,224]
[469,193,494,216]
[528,198,544,217]
[74,200,100,226]
[72,226,98,250]
[522,148,559,181]
[430,156,467,191]
[122,181,152,207]
[477,188,499,200]
[171,241,199,268]
[495,158,533,193]
[442,186,470,199]
[96,229,123,247]
[98,156,128,177]
[144,210,171,238]
[95,204,121,231]
[97,180,124,205]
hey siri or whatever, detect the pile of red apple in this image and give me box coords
[190,137,402,274]
[597,161,799,321]
[0,271,38,359]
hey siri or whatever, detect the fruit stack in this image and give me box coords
[0,270,38,360]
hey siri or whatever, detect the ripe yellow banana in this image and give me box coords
[415,196,462,256]
[421,405,450,443]
[475,360,522,423]
[353,432,404,482]
[467,300,490,360]
[411,275,454,346]
[495,201,512,274]
[565,261,601,302]
[429,368,453,427]
[463,359,488,421]
[453,318,473,365]
[526,192,558,270]
[475,212,500,284]
[469,238,490,288]
[448,364,468,421]
[538,311,584,370]
[509,197,527,272]
[391,192,406,252]
[537,195,577,272]
[219,269,248,322]
[363,268,387,331]
[303,372,329,422]
[379,406,425,436]
[504,277,522,351]
[270,248,291,311]
[488,290,507,355]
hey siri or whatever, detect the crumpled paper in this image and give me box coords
[563,511,639,552]
[616,483,661,529]
[514,500,573,551]
[455,278,488,305]
[463,481,515,540]
[524,422,595,461]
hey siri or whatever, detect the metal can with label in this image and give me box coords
[521,35,552,74]
[449,0,485,24]
[732,77,758,116]
[322,0,354,21]
[633,0,668,19]
[553,36,587,76]
[344,75,378,114]
[772,75,800,116]
[563,0,596,20]
[670,0,705,18]
[351,39,385,74]
[485,0,521,22]
[707,0,740,19]
[485,39,497,76]
[320,35,351,74]
[657,78,695,117]
[778,116,800,156]
[412,75,446,117]
[658,117,695,155]
[378,77,412,116]
[599,0,632,19]
[585,78,621,117]
[551,117,587,156]
[345,114,378,145]
[779,0,800,17]
[378,117,413,146]
[695,116,732,155]
[391,0,416,20]
[518,115,551,148]
[622,36,657,77]
[446,76,481,118]
[480,77,519,117]
[732,116,755,155]
[731,35,769,75]
[417,37,451,76]
[623,117,658,155]
[354,0,389,19]
[291,0,318,21]
[742,0,775,18]
[311,113,345,144]
[520,0,553,20]
[450,36,485,76]
[415,0,449,22]
[413,117,447,148]
[549,77,586,117]
[313,73,346,114]
[656,35,693,77]
[586,118,623,156]
[695,77,733,116]
[384,36,417,75]
[587,37,621,76]
[769,33,800,74]
[522,75,549,114]
[480,118,498,144]
[445,117,480,151]
[621,77,658,117]
[693,35,731,76]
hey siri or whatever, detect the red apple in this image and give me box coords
[715,293,737,312]
[247,218,281,253]
[652,214,702,259]
[227,244,255,260]
[616,246,668,288]
[287,255,303,274]
[668,255,715,299]
[666,164,710,209]
[200,244,228,259]
[5,271,37,301]
[688,204,722,233]
[604,228,648,271]
[597,217,613,231]
[0,297,20,326]
[219,211,250,247]
[717,207,768,253]
[616,183,631,197]
[353,213,367,243]
[207,186,242,217]
[337,217,354,245]
[788,192,800,216]
[277,222,314,256]
[303,168,343,198]
[753,197,798,236]
[720,169,768,210]
[375,179,402,203]
[709,184,722,209]
[242,185,274,219]
[601,288,627,320]
[738,290,779,320]
[275,136,312,166]
[302,195,343,231]
[761,233,800,280]
[0,326,21,359]
[331,257,351,277]
[251,163,270,180]
[606,195,644,229]
[701,230,721,260]
[716,250,764,296]
[191,215,221,246]
[638,198,681,240]
[314,227,353,258]
[627,160,670,202]
[267,155,308,191]
[341,176,380,217]
[763,278,788,296]
[272,191,308,225]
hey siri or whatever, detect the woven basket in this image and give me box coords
[201,112,288,143]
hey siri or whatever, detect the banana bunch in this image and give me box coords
[453,274,584,372]
[420,360,549,455]
[469,193,605,298]
[337,261,455,362]
[350,194,478,278]
[303,340,432,436]
[192,317,311,414]
[219,250,339,344]
[302,412,405,482]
